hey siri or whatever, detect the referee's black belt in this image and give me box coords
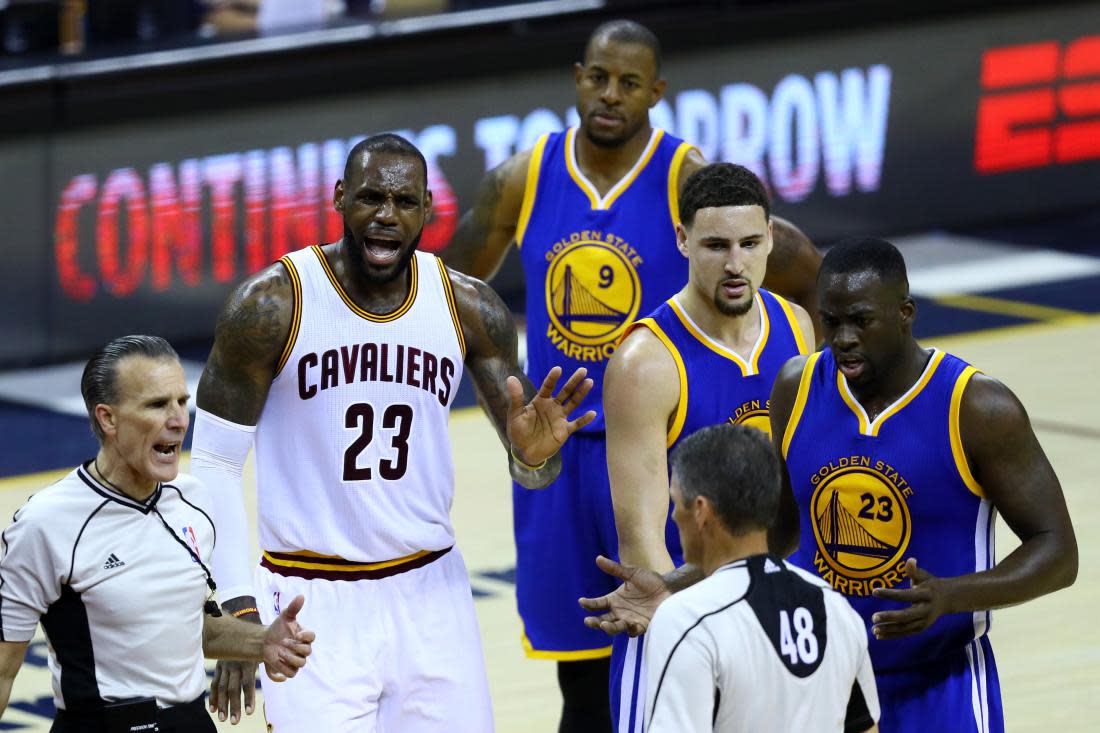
[52,694,213,733]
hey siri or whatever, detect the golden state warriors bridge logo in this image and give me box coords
[808,458,914,596]
[544,232,643,362]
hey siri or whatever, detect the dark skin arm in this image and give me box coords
[442,150,529,280]
[767,355,809,558]
[677,151,822,337]
[196,262,293,723]
[871,374,1078,639]
[448,268,596,488]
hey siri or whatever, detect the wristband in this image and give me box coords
[231,606,260,618]
[510,445,549,471]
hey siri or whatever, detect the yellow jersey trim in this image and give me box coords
[273,256,302,378]
[629,316,689,448]
[837,350,946,436]
[564,127,665,210]
[520,624,612,661]
[782,352,821,458]
[435,258,466,358]
[261,548,431,572]
[950,366,985,498]
[667,142,697,228]
[515,134,548,248]
[774,293,810,355]
[668,295,770,376]
[311,245,418,323]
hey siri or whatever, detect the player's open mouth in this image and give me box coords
[721,279,749,298]
[363,237,402,266]
[837,357,866,380]
[153,443,179,458]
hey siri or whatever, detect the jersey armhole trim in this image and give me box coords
[435,258,467,358]
[667,142,697,228]
[782,352,821,459]
[773,292,810,356]
[632,317,689,448]
[273,255,303,379]
[515,134,549,248]
[950,366,985,498]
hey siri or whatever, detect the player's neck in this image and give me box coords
[91,449,157,502]
[574,124,654,192]
[701,531,770,577]
[676,287,761,356]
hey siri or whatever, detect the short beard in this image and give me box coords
[714,284,755,316]
[584,125,629,149]
[344,225,422,285]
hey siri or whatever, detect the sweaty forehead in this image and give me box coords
[350,152,425,191]
[821,270,899,310]
[584,38,657,78]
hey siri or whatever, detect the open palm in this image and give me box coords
[506,366,596,464]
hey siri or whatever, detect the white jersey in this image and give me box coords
[255,247,466,564]
[0,466,215,710]
[644,555,879,733]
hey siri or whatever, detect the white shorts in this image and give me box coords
[255,547,494,733]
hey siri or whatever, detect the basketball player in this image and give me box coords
[603,162,813,731]
[443,19,821,727]
[646,424,879,733]
[189,133,597,732]
[768,237,1078,732]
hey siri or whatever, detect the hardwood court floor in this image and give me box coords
[2,317,1097,732]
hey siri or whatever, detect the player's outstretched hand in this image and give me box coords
[209,660,258,725]
[506,366,596,465]
[870,558,946,639]
[578,555,670,637]
[262,594,316,682]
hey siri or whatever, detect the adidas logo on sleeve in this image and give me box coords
[103,553,125,569]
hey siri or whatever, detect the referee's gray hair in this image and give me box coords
[81,335,180,443]
[670,424,781,534]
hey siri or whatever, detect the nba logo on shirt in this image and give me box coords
[273,591,282,615]
[180,525,200,561]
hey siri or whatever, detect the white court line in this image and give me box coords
[0,360,205,417]
[907,250,1100,297]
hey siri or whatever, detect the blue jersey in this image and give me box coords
[783,348,994,672]
[627,289,810,564]
[518,127,697,432]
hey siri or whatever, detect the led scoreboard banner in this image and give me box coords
[1,2,1097,366]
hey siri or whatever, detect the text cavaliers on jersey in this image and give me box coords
[296,341,456,405]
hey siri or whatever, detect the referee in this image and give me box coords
[0,335,315,732]
[643,424,879,733]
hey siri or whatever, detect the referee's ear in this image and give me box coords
[94,403,117,438]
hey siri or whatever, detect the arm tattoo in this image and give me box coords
[197,266,292,424]
[443,155,522,278]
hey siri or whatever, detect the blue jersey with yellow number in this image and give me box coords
[783,348,995,672]
[518,127,697,432]
[625,289,810,565]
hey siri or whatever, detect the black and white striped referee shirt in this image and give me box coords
[0,463,216,711]
[644,554,879,733]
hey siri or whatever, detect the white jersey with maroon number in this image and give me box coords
[255,247,466,563]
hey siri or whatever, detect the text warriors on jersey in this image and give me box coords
[544,230,644,363]
[806,456,914,597]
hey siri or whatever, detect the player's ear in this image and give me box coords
[423,186,433,224]
[765,217,774,257]
[676,223,689,258]
[573,62,585,87]
[333,180,345,214]
[650,77,667,106]
[899,295,917,328]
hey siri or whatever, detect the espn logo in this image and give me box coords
[975,34,1100,174]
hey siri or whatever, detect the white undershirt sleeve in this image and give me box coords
[644,609,717,733]
[190,408,257,603]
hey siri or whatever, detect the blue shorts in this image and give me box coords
[513,432,619,659]
[877,636,1003,733]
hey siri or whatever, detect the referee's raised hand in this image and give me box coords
[262,595,316,682]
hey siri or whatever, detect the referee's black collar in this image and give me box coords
[78,461,163,513]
